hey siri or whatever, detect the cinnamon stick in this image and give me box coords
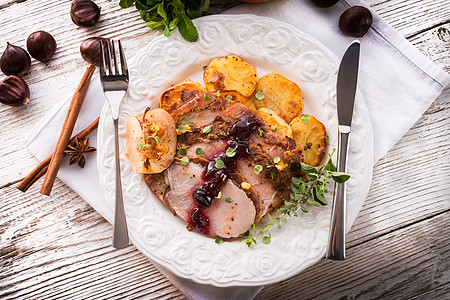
[17,117,99,192]
[40,64,96,196]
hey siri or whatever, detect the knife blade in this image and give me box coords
[326,40,360,260]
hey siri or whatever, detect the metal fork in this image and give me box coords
[100,39,129,249]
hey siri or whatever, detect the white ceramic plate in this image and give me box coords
[97,14,373,287]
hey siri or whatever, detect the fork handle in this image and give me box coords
[112,118,129,249]
[326,126,350,260]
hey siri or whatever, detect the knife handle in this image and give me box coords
[326,125,350,260]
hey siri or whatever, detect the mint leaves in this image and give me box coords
[119,0,209,42]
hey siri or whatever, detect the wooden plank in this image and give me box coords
[256,211,450,299]
[0,0,449,299]
[347,86,450,247]
[367,0,450,38]
[0,180,184,299]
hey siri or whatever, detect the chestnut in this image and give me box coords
[27,31,57,63]
[80,37,107,67]
[70,0,101,27]
[0,75,30,107]
[311,0,339,8]
[339,6,373,37]
[0,43,31,76]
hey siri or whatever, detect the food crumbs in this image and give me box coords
[241,182,251,190]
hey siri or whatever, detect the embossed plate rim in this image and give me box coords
[97,14,373,287]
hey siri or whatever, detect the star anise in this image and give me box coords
[64,136,96,168]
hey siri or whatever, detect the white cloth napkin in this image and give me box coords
[25,0,449,299]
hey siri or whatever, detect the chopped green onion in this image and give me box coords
[204,94,211,100]
[196,147,203,156]
[225,197,233,203]
[139,140,145,150]
[225,95,233,100]
[273,156,281,164]
[216,91,221,97]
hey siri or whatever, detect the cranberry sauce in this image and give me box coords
[192,116,262,209]
[189,115,262,230]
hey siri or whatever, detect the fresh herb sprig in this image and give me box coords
[119,0,210,42]
[243,150,350,247]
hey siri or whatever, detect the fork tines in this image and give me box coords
[100,39,128,77]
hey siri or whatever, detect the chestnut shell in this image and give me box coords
[80,37,107,67]
[27,31,57,63]
[311,0,339,8]
[70,0,101,27]
[339,6,373,37]
[0,43,31,76]
[0,75,30,107]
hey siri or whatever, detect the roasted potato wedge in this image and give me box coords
[253,73,303,123]
[255,107,292,138]
[203,54,257,97]
[219,90,255,112]
[290,114,326,167]
[126,108,177,174]
[160,80,205,113]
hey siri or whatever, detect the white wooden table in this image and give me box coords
[1,0,449,299]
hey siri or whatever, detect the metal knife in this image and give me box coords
[326,40,360,260]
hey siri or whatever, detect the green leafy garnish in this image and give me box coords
[273,125,278,132]
[301,114,310,124]
[202,125,212,134]
[215,238,223,244]
[216,91,221,97]
[204,94,210,100]
[216,191,222,199]
[255,91,264,100]
[225,197,233,203]
[254,165,263,174]
[273,156,281,164]
[196,147,203,156]
[226,147,237,158]
[243,149,349,247]
[152,136,160,144]
[325,134,330,144]
[215,159,224,169]
[179,147,187,155]
[178,125,187,133]
[176,156,190,166]
[203,65,208,71]
[119,0,209,42]
[139,140,145,150]
[187,121,195,126]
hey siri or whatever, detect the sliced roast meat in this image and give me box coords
[146,161,256,239]
[146,89,304,239]
[203,179,256,238]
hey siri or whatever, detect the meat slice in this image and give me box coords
[146,89,304,239]
[203,180,256,238]
[146,161,256,239]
